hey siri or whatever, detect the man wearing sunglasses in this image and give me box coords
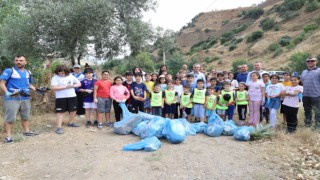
[301,57,320,128]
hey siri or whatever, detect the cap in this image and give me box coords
[306,57,317,61]
[159,75,165,78]
[84,68,93,74]
[84,63,90,68]
[73,64,81,68]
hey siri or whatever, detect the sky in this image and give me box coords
[143,0,266,31]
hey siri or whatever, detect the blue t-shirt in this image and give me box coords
[0,67,32,100]
[187,82,196,92]
[131,82,147,98]
[80,79,96,103]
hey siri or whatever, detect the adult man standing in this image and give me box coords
[72,64,86,117]
[0,55,38,144]
[301,57,320,128]
[236,64,249,83]
[246,62,268,83]
[233,65,242,80]
[190,63,206,87]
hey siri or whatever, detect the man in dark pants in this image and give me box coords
[301,57,320,128]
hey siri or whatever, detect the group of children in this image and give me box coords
[78,68,303,133]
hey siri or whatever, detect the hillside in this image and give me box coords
[175,0,320,71]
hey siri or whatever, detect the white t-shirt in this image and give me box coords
[174,84,184,102]
[265,83,285,97]
[246,80,265,101]
[282,86,303,108]
[51,74,80,98]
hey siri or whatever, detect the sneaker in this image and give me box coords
[23,131,39,136]
[85,121,92,128]
[93,120,99,126]
[55,128,64,134]
[67,123,80,127]
[97,123,103,129]
[109,122,114,128]
[106,122,110,127]
[4,137,14,144]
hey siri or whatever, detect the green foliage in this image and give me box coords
[217,60,223,65]
[279,36,291,47]
[273,48,283,58]
[315,15,320,25]
[0,0,21,25]
[231,24,249,34]
[268,43,280,52]
[276,0,305,13]
[260,18,276,31]
[204,57,213,63]
[243,8,264,19]
[204,28,211,33]
[166,51,186,75]
[50,60,62,72]
[250,124,273,141]
[305,0,320,12]
[303,24,319,33]
[288,52,310,74]
[246,30,264,43]
[220,31,235,44]
[188,37,217,55]
[231,59,253,72]
[212,56,220,61]
[286,32,307,50]
[222,19,230,25]
[229,45,237,51]
[281,12,299,22]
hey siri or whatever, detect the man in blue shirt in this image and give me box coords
[0,55,38,144]
[236,64,249,83]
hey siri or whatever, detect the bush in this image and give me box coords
[232,24,249,34]
[305,0,320,13]
[231,59,253,72]
[204,57,213,63]
[288,52,310,74]
[220,31,235,44]
[204,28,211,33]
[246,30,264,43]
[222,19,230,25]
[273,48,283,57]
[276,0,305,12]
[268,43,280,52]
[303,24,319,33]
[260,18,276,31]
[281,12,299,22]
[279,36,291,47]
[217,60,223,65]
[244,8,264,19]
[212,56,220,61]
[229,45,237,51]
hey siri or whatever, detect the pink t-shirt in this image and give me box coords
[246,80,265,101]
[282,86,303,108]
[110,85,130,101]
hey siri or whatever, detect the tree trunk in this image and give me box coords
[77,52,82,65]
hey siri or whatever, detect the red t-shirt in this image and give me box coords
[95,80,112,98]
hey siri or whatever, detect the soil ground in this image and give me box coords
[0,117,289,180]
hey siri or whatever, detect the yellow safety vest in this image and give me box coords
[180,93,193,108]
[221,90,234,102]
[206,94,217,109]
[215,95,228,110]
[151,92,163,107]
[236,91,248,105]
[165,89,176,103]
[192,88,206,104]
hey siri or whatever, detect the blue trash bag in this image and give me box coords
[233,126,255,141]
[140,116,170,138]
[177,118,197,135]
[162,119,186,144]
[138,111,155,121]
[123,136,162,151]
[223,120,238,136]
[132,120,149,136]
[204,117,224,137]
[191,122,207,133]
[207,111,223,124]
[114,104,143,135]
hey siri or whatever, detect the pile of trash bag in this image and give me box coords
[204,112,225,137]
[123,136,161,151]
[223,120,238,136]
[233,126,255,141]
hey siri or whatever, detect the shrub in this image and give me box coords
[244,8,264,19]
[303,24,319,33]
[246,30,264,43]
[231,58,253,72]
[260,18,276,31]
[279,36,291,47]
[276,0,305,12]
[222,19,230,25]
[231,24,249,34]
[305,0,320,13]
[268,43,280,52]
[212,56,220,61]
[288,52,310,74]
[315,15,320,25]
[204,28,211,33]
[229,45,237,51]
[204,57,213,63]
[273,48,283,57]
[217,60,223,65]
[220,31,235,44]
[281,12,299,22]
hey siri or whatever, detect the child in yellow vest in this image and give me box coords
[221,81,235,120]
[164,80,178,118]
[191,79,207,122]
[180,85,193,122]
[144,73,154,114]
[236,82,249,125]
[205,86,217,121]
[215,94,231,121]
[150,83,164,116]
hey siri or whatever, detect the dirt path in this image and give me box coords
[0,124,288,180]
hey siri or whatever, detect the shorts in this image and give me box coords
[216,108,226,115]
[205,109,215,117]
[97,97,112,113]
[164,103,177,114]
[193,104,205,118]
[83,102,97,109]
[144,98,151,109]
[4,100,31,123]
[151,107,162,116]
[183,107,192,115]
[55,97,78,113]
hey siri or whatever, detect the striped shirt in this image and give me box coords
[301,67,320,97]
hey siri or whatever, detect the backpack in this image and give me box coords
[4,67,32,85]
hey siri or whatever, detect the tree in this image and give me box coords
[153,27,176,65]
[288,52,310,74]
[166,51,186,75]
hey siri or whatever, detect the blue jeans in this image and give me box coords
[225,105,235,120]
[303,96,320,127]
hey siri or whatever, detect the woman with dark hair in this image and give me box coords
[132,67,145,82]
[51,65,82,134]
[158,65,168,76]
